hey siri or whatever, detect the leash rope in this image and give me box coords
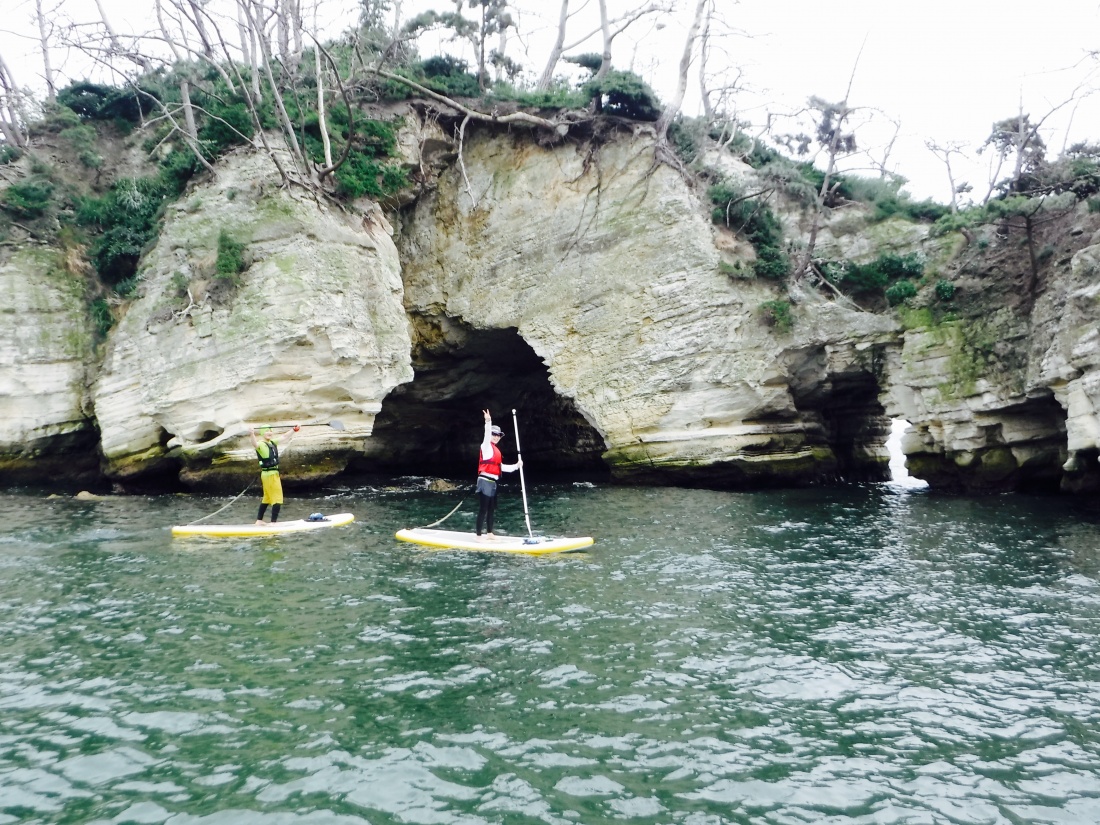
[419,494,469,529]
[185,479,256,525]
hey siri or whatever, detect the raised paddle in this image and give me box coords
[167,419,348,455]
[512,408,534,538]
[253,420,346,432]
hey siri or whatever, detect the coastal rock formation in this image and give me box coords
[3,111,1100,494]
[391,125,900,485]
[888,210,1100,493]
[0,246,98,482]
[90,150,413,487]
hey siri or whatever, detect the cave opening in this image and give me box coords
[790,367,892,484]
[353,320,609,481]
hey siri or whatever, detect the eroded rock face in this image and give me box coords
[0,247,99,483]
[887,211,1100,493]
[91,150,413,487]
[6,115,1100,495]
[1037,231,1100,491]
[396,125,900,485]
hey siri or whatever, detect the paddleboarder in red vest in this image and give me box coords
[250,424,299,524]
[477,409,522,539]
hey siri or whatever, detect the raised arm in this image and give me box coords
[480,409,494,460]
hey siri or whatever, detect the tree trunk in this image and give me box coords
[391,0,403,39]
[93,0,152,70]
[1024,212,1040,298]
[697,0,713,121]
[0,54,26,147]
[655,0,708,141]
[34,0,56,103]
[315,44,332,168]
[185,0,215,58]
[277,0,291,66]
[237,0,263,103]
[795,102,851,282]
[594,0,612,81]
[157,0,184,61]
[477,1,489,92]
[536,0,570,91]
[236,0,251,68]
[180,79,199,142]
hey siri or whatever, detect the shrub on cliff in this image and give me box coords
[822,252,925,308]
[75,176,175,286]
[215,230,246,287]
[582,71,662,121]
[708,182,789,280]
[842,176,948,222]
[0,178,54,219]
[759,299,794,332]
[298,104,409,201]
[57,81,158,123]
[885,279,917,306]
[379,56,481,99]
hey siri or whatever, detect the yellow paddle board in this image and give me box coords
[172,513,355,538]
[395,528,593,555]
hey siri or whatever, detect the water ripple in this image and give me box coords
[1,486,1100,823]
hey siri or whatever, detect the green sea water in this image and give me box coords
[1,479,1099,824]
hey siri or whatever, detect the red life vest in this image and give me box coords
[478,444,502,478]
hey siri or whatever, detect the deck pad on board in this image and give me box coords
[172,513,355,537]
[395,528,593,554]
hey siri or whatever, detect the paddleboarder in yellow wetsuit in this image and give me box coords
[476,409,521,539]
[250,425,299,524]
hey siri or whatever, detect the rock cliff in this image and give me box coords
[0,245,98,482]
[892,211,1100,493]
[2,109,1099,494]
[91,150,413,488]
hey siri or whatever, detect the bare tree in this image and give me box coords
[155,0,199,143]
[696,0,716,122]
[0,53,28,148]
[655,0,708,142]
[533,0,668,90]
[33,0,59,104]
[866,114,900,180]
[91,0,153,72]
[695,0,748,155]
[312,5,333,169]
[791,94,858,283]
[535,0,572,90]
[926,139,970,212]
[274,0,304,70]
[237,1,263,103]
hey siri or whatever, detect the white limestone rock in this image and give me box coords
[0,246,98,478]
[399,126,898,482]
[92,150,413,484]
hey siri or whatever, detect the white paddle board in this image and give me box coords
[395,528,593,555]
[172,513,355,538]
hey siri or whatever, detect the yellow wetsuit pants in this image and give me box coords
[260,470,284,504]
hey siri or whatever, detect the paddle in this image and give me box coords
[253,420,346,431]
[169,419,349,460]
[512,408,534,538]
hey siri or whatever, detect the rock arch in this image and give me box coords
[354,314,608,479]
[785,344,893,484]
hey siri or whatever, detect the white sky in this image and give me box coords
[2,0,1098,203]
